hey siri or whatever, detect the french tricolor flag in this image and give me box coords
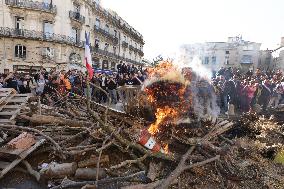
[85,32,94,80]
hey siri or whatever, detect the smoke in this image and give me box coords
[143,55,220,123]
[177,51,220,121]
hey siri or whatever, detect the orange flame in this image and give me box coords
[147,61,176,78]
[148,106,178,135]
[164,144,169,154]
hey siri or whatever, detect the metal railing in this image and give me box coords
[92,47,142,65]
[94,26,118,45]
[5,0,57,14]
[69,11,85,24]
[0,27,83,47]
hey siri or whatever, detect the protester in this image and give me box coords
[107,75,118,104]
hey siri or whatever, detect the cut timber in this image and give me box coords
[75,168,107,180]
[7,132,36,150]
[41,162,77,178]
[21,115,92,128]
[0,138,45,179]
[78,155,109,168]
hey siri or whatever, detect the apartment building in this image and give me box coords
[0,0,144,73]
[181,36,261,73]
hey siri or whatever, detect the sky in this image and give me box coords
[103,0,284,61]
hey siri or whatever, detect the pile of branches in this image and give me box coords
[0,92,283,189]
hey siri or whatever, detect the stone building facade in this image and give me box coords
[181,36,261,73]
[0,0,144,73]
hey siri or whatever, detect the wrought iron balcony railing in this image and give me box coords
[5,0,57,14]
[94,26,118,45]
[0,27,83,47]
[91,47,142,65]
[69,11,85,24]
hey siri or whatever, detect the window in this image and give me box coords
[43,21,53,39]
[212,56,216,64]
[43,0,52,9]
[15,17,24,30]
[113,46,117,54]
[43,0,51,4]
[225,50,230,55]
[225,58,229,65]
[95,19,100,28]
[204,57,209,64]
[4,69,9,75]
[95,39,100,49]
[15,0,24,5]
[241,55,252,64]
[105,24,109,33]
[71,28,80,43]
[111,62,116,71]
[93,57,100,69]
[69,53,82,64]
[74,4,80,13]
[102,60,109,70]
[104,43,109,51]
[124,35,127,42]
[114,30,117,37]
[15,44,26,58]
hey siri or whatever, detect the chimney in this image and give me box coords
[281,37,284,47]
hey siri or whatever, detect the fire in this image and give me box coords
[148,106,178,135]
[144,61,192,145]
[147,61,175,78]
[164,144,169,154]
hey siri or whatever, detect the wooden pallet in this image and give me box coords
[0,89,31,124]
[0,139,45,179]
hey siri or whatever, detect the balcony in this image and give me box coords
[69,11,85,24]
[92,47,119,59]
[5,0,57,14]
[122,41,128,48]
[94,26,118,45]
[91,47,142,65]
[0,27,83,48]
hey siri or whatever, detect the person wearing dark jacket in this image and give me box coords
[107,76,117,104]
[99,73,108,103]
[4,73,18,91]
[258,80,272,111]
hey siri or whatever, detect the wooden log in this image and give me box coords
[147,161,162,181]
[41,162,77,178]
[50,171,146,189]
[20,115,92,128]
[75,168,107,180]
[78,155,109,168]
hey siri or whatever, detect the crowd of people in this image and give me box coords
[0,62,147,106]
[0,63,283,115]
[212,67,284,114]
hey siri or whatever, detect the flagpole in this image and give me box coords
[85,32,92,111]
[86,74,91,112]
